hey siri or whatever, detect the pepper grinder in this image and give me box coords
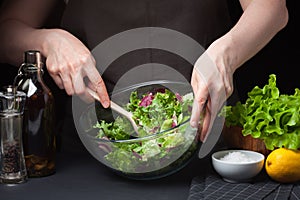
[0,86,27,184]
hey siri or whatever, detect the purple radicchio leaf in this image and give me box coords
[139,93,154,107]
[175,93,183,103]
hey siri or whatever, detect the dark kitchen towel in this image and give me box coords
[188,171,300,200]
[291,185,300,200]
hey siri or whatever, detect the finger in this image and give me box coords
[85,67,110,108]
[94,78,110,108]
[50,74,64,89]
[190,75,209,128]
[47,62,65,90]
[190,69,199,92]
[200,91,226,143]
[59,72,74,95]
[200,115,210,142]
[191,100,202,128]
[200,101,212,142]
[72,73,94,103]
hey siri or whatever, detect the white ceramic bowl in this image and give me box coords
[212,150,265,183]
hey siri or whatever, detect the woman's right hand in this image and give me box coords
[39,28,110,107]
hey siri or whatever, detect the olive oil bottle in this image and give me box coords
[14,50,56,177]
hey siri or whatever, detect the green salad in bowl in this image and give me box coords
[78,81,200,180]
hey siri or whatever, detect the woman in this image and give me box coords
[0,0,288,152]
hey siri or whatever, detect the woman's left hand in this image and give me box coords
[190,37,235,142]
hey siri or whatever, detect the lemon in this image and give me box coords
[265,148,300,183]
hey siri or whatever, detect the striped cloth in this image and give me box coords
[188,171,300,200]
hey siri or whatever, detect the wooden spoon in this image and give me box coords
[87,88,140,135]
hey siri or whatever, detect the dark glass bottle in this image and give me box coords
[14,50,56,177]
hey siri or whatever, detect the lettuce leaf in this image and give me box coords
[219,74,300,150]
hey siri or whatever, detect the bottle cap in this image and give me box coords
[24,50,41,65]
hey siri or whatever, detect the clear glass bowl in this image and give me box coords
[77,80,201,180]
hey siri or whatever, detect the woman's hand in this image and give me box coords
[40,29,110,107]
[190,36,235,142]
